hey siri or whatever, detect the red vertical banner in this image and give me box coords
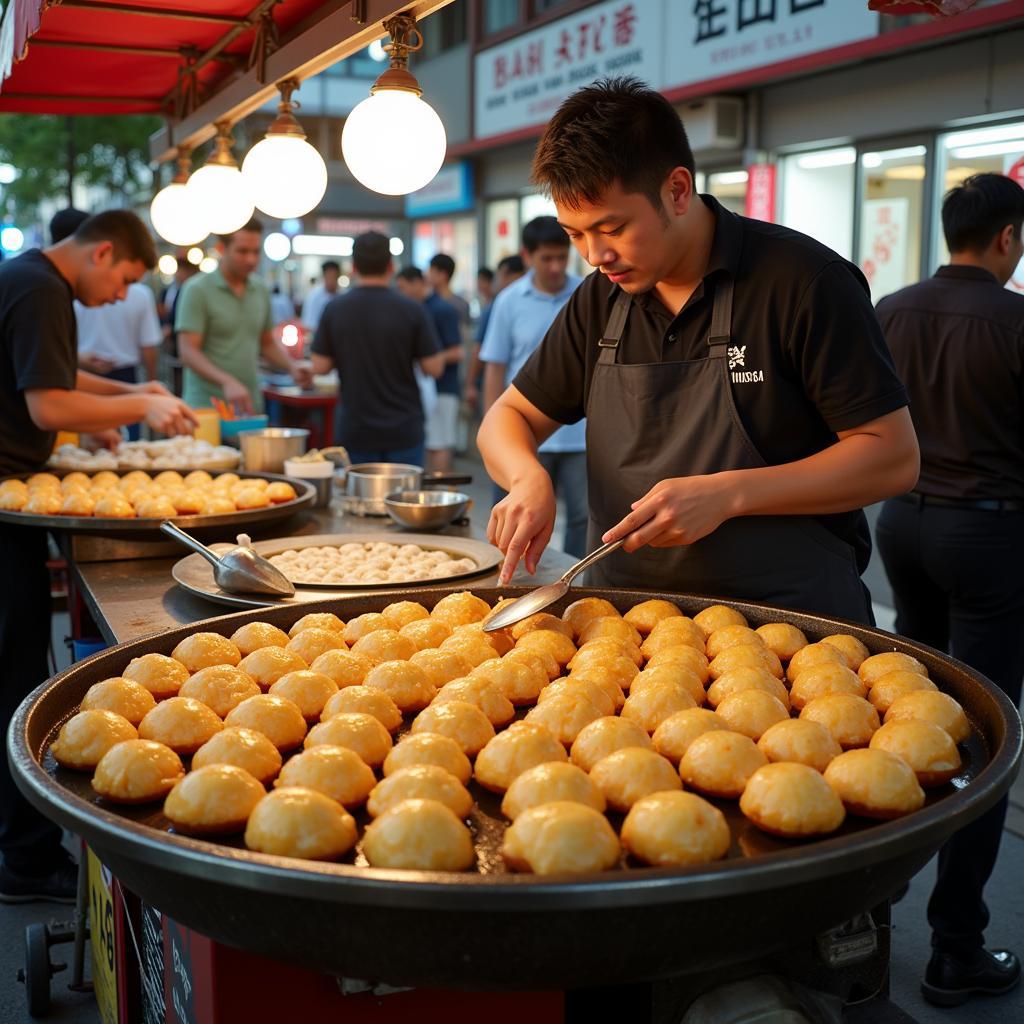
[745,163,777,223]
[1007,156,1024,189]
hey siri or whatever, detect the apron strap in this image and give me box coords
[707,275,734,360]
[597,289,633,364]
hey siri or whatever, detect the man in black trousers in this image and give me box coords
[875,172,1024,1007]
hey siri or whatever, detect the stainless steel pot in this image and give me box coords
[384,489,472,530]
[341,463,471,515]
[238,428,310,473]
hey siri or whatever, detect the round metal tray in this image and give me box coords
[170,532,503,608]
[10,587,1021,988]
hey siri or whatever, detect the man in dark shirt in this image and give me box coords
[875,173,1024,1006]
[0,211,195,905]
[311,232,444,464]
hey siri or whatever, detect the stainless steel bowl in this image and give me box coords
[238,428,310,473]
[384,489,471,530]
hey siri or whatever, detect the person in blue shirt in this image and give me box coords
[480,217,586,556]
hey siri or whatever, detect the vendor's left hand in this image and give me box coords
[133,380,173,397]
[601,473,740,551]
[82,429,123,451]
[291,362,314,389]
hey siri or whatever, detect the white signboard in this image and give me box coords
[859,197,910,302]
[474,0,663,141]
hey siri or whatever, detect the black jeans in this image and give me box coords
[876,498,1024,958]
[0,524,63,871]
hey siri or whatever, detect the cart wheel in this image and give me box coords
[23,923,52,1017]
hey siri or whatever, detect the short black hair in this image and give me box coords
[522,216,570,253]
[429,253,455,279]
[352,231,392,276]
[477,266,494,282]
[321,260,340,274]
[942,173,1024,253]
[497,254,525,275]
[50,207,90,244]
[395,265,424,283]
[218,217,263,247]
[532,76,696,214]
[74,210,157,269]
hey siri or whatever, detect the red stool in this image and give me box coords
[262,387,337,450]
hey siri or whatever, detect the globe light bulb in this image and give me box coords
[149,148,209,246]
[243,134,327,219]
[187,164,255,236]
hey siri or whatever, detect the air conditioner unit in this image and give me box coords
[677,97,745,153]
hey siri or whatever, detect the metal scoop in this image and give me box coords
[481,539,625,632]
[161,522,295,597]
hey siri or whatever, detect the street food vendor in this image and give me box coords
[478,77,919,622]
[0,210,195,904]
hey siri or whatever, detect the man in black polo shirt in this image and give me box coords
[874,173,1024,1006]
[478,77,919,623]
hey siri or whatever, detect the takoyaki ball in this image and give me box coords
[501,802,620,875]
[60,471,91,492]
[474,722,568,792]
[714,690,789,742]
[304,712,392,767]
[134,495,179,519]
[383,733,472,785]
[632,663,705,706]
[91,740,184,804]
[171,632,241,673]
[452,622,515,657]
[93,493,134,518]
[754,622,809,662]
[510,612,574,641]
[786,641,849,684]
[438,634,500,670]
[558,669,625,712]
[367,766,473,819]
[309,649,372,690]
[800,695,880,750]
[179,665,261,718]
[590,747,682,812]
[578,615,641,650]
[342,612,389,645]
[91,470,120,490]
[693,604,747,638]
[80,677,156,726]
[652,708,728,764]
[411,700,494,757]
[561,596,620,640]
[858,651,928,688]
[60,491,96,516]
[789,663,866,712]
[514,629,577,671]
[0,488,26,511]
[430,590,492,628]
[115,470,151,491]
[191,727,282,786]
[869,720,961,788]
[434,677,515,727]
[169,489,205,515]
[363,798,475,871]
[740,763,846,838]
[24,490,63,515]
[288,612,345,638]
[244,787,357,860]
[705,625,764,662]
[230,621,290,656]
[623,599,683,636]
[679,730,768,799]
[501,761,606,820]
[200,495,236,515]
[122,653,189,699]
[381,600,430,631]
[164,765,265,836]
[523,691,605,747]
[644,644,711,685]
[621,680,698,735]
[0,478,27,497]
[503,645,560,682]
[823,748,925,819]
[223,694,307,753]
[867,670,938,714]
[884,690,970,745]
[351,628,418,667]
[153,470,184,487]
[643,615,707,655]
[571,636,644,669]
[183,470,214,487]
[707,665,788,711]
[820,633,870,672]
[265,481,296,504]
[364,659,436,713]
[276,745,376,808]
[238,646,308,690]
[322,686,402,732]
[537,678,615,718]
[269,670,338,723]
[399,617,452,651]
[757,718,842,773]
[232,488,270,511]
[622,791,731,867]
[474,657,547,707]
[137,697,222,756]
[286,627,348,666]
[569,716,652,773]
[409,648,474,690]
[27,471,62,491]
[709,643,784,682]
[568,652,639,693]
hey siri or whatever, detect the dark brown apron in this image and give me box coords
[583,277,872,623]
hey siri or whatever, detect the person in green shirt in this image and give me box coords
[176,217,311,413]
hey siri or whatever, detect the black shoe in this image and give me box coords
[921,948,1021,1007]
[0,854,78,904]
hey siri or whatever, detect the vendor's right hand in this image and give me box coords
[221,378,254,414]
[487,469,556,584]
[144,395,199,437]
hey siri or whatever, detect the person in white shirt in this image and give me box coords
[302,260,342,331]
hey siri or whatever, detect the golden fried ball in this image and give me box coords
[244,787,357,860]
[153,470,184,487]
[434,676,515,727]
[276,745,376,807]
[122,653,190,699]
[568,653,639,693]
[644,645,710,684]
[286,627,347,665]
[411,700,494,757]
[569,716,652,773]
[562,597,620,640]
[800,695,880,749]
[233,488,270,510]
[705,625,764,661]
[351,628,418,667]
[172,632,241,673]
[309,649,372,689]
[60,492,96,516]
[707,666,788,711]
[182,470,213,487]
[623,599,683,636]
[230,621,290,656]
[578,616,641,650]
[473,722,568,792]
[115,470,150,491]
[823,748,925,819]
[269,670,338,722]
[439,634,501,670]
[754,622,808,662]
[621,680,698,735]
[537,678,615,718]
[28,471,62,490]
[709,643,784,681]
[342,612,390,645]
[93,493,134,518]
[693,604,747,637]
[757,718,842,773]
[266,482,297,504]
[821,634,871,671]
[381,600,430,631]
[0,478,28,497]
[786,642,849,684]
[200,496,236,515]
[0,489,26,511]
[473,657,548,708]
[652,708,728,764]
[867,670,938,714]
[858,651,928,688]
[714,690,789,741]
[501,761,605,820]
[523,691,605,747]
[503,646,560,681]
[137,697,222,756]
[740,763,846,838]
[502,802,620,874]
[80,677,156,726]
[884,690,970,745]
[399,618,452,651]
[363,659,436,713]
[191,727,282,785]
[180,665,261,718]
[367,766,473,819]
[383,733,472,784]
[288,612,345,637]
[679,730,768,799]
[453,622,515,657]
[91,740,184,803]
[304,711,393,767]
[25,490,63,515]
[590,747,681,812]
[363,798,475,871]
[622,791,731,867]
[632,664,706,708]
[135,495,180,519]
[60,471,90,492]
[642,616,707,656]
[164,765,265,836]
[322,685,402,732]
[91,471,120,490]
[224,694,307,752]
[789,663,866,712]
[571,636,644,669]
[559,669,626,712]
[169,489,205,515]
[238,646,307,690]
[869,720,961,788]
[514,629,577,670]
[510,613,574,641]
[430,591,492,628]
[409,648,473,690]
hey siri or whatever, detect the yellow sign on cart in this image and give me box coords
[87,849,119,1024]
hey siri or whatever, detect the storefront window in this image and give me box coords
[706,170,748,216]
[411,218,479,306]
[857,145,926,301]
[485,198,520,270]
[483,0,521,36]
[779,147,856,259]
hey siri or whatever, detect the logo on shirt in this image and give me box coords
[727,345,746,369]
[728,344,764,384]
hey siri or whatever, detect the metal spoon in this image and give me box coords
[160,522,295,597]
[481,539,625,632]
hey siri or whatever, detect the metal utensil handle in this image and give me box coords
[559,538,625,585]
[159,521,222,569]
